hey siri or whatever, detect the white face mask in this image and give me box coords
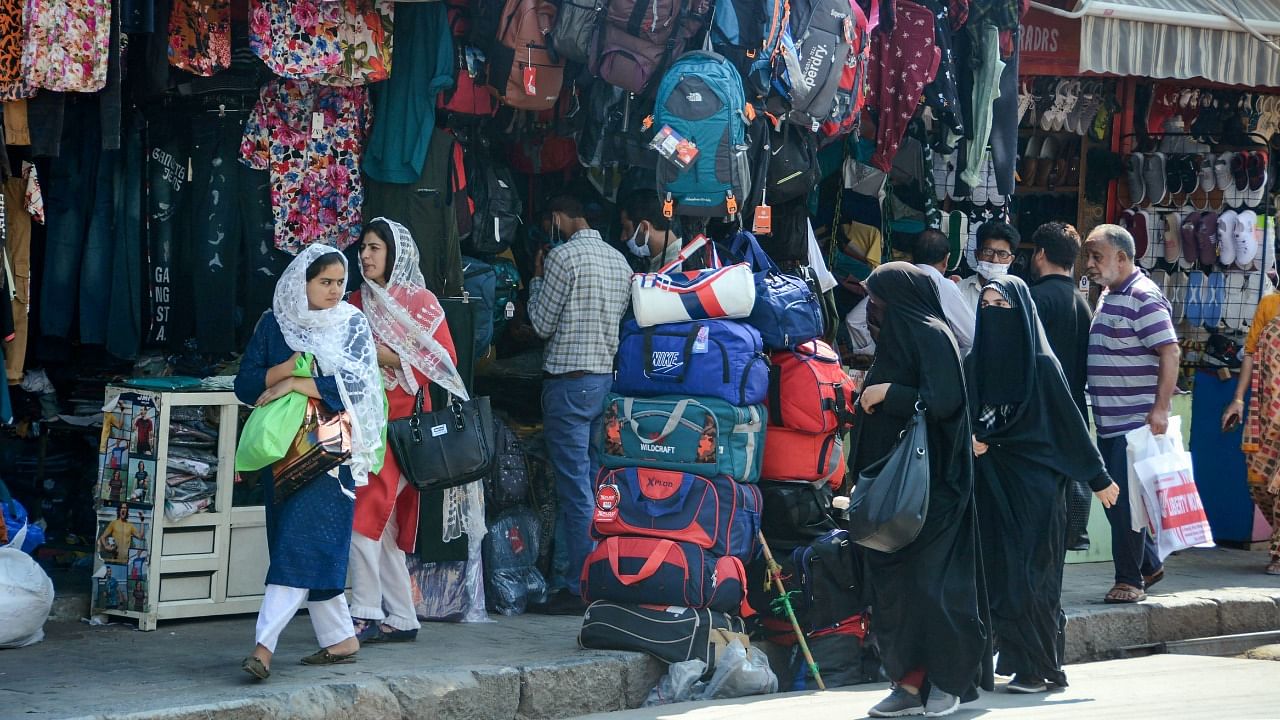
[626,226,651,258]
[977,261,1010,281]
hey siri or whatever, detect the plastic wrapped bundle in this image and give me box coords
[482,507,548,615]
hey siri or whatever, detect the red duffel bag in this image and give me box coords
[761,427,845,488]
[580,537,750,614]
[768,340,855,434]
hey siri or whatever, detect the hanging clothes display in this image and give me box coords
[239,78,371,253]
[168,0,233,77]
[19,0,112,93]
[867,0,941,173]
[247,0,393,87]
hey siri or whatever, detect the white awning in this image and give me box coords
[1075,0,1280,87]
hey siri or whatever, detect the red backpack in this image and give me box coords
[818,0,870,141]
[767,340,855,434]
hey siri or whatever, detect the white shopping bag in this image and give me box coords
[0,524,55,647]
[1125,417,1215,561]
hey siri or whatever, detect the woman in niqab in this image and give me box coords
[966,275,1117,693]
[851,262,992,718]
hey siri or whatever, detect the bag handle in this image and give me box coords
[623,397,691,443]
[728,230,781,275]
[657,234,711,274]
[607,539,679,586]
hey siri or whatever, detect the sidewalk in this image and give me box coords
[2,547,1277,720]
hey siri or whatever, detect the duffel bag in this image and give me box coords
[727,231,824,349]
[614,319,769,406]
[786,616,880,690]
[791,529,865,631]
[758,479,837,550]
[631,235,756,328]
[578,601,749,673]
[768,340,855,434]
[761,427,845,488]
[581,537,749,613]
[599,393,765,483]
[592,467,762,561]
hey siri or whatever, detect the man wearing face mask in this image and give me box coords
[618,191,683,271]
[958,221,1020,311]
[528,195,633,615]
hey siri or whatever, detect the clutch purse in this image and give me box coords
[271,398,352,503]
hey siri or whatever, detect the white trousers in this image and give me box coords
[348,478,421,631]
[254,584,354,653]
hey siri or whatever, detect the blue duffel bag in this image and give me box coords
[728,231,824,350]
[598,393,766,483]
[613,319,769,406]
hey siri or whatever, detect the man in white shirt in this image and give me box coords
[912,229,976,353]
[957,221,1020,310]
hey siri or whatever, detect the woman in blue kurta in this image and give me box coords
[235,245,386,680]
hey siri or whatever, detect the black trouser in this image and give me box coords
[106,110,146,360]
[144,114,191,349]
[1098,435,1163,588]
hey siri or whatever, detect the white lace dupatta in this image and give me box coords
[273,245,385,493]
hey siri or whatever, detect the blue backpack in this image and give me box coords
[653,51,752,218]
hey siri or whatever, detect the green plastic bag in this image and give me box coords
[234,354,314,472]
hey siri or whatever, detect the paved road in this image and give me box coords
[570,654,1279,720]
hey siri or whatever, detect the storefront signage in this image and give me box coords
[1020,7,1083,77]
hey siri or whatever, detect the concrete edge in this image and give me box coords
[58,597,1279,720]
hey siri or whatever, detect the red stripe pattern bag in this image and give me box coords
[631,235,756,328]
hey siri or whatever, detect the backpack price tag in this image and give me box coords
[505,301,515,319]
[310,112,324,140]
[523,48,537,95]
[752,204,772,235]
[649,125,699,170]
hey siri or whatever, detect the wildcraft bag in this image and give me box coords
[598,393,766,482]
[767,339,855,433]
[592,467,762,560]
[613,318,769,406]
[580,537,749,613]
[727,231,824,349]
[760,426,844,487]
[271,397,353,504]
[388,389,497,493]
[848,403,929,553]
[630,235,756,328]
[578,601,749,673]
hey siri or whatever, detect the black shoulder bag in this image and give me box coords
[388,388,496,492]
[847,402,930,553]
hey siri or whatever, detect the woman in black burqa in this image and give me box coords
[965,275,1117,693]
[852,262,992,718]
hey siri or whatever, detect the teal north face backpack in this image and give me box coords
[653,51,752,219]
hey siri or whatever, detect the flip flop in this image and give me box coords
[1216,210,1238,268]
[1196,210,1219,266]
[1185,270,1206,327]
[301,648,358,666]
[1104,583,1147,604]
[1204,271,1225,328]
[1224,272,1249,331]
[1143,568,1166,590]
[1166,270,1186,323]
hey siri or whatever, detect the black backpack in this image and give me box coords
[749,119,821,207]
[485,419,531,513]
[464,143,523,256]
[791,528,865,631]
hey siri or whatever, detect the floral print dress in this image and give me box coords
[0,0,33,100]
[240,78,370,253]
[168,0,231,77]
[19,0,111,93]
[248,0,393,87]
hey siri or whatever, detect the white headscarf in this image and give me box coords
[273,244,385,492]
[360,218,469,401]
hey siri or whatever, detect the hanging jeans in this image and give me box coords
[187,111,277,354]
[987,32,1020,197]
[144,113,191,349]
[107,111,146,360]
[959,25,1005,189]
[40,105,116,344]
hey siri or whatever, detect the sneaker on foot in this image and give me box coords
[1007,675,1049,694]
[923,689,960,718]
[868,685,925,718]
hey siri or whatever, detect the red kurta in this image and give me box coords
[350,288,458,552]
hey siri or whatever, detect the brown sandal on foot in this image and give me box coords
[1143,568,1165,590]
[241,655,270,680]
[301,648,358,666]
[1104,583,1146,604]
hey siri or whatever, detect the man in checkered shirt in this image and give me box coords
[528,195,632,614]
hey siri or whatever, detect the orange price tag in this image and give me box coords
[752,204,773,235]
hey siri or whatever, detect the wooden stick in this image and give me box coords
[758,530,825,691]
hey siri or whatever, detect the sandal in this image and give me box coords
[1266,558,1280,576]
[301,648,358,666]
[1104,583,1147,604]
[1143,568,1166,590]
[241,655,270,680]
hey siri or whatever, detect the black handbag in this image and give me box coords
[848,403,930,553]
[388,388,496,492]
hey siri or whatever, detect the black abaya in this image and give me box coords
[964,276,1111,687]
[851,263,992,702]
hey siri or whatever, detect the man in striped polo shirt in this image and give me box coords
[1084,224,1181,604]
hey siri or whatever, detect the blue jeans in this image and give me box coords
[1097,435,1163,588]
[542,373,612,595]
[40,104,116,344]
